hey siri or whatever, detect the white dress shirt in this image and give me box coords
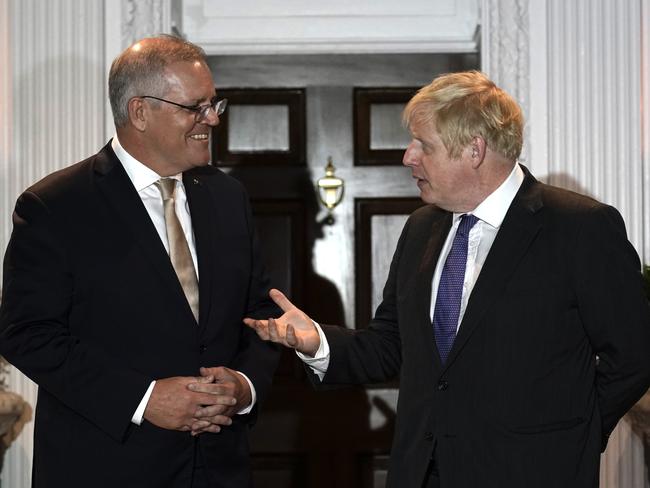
[110,137,256,424]
[301,163,525,379]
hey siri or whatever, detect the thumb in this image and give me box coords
[269,288,295,313]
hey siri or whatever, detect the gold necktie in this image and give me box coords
[156,178,199,323]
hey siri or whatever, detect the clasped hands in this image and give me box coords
[144,366,251,436]
[144,289,319,436]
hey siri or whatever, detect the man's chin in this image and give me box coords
[189,157,211,168]
[418,190,435,205]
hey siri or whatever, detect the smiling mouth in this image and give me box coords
[189,134,209,141]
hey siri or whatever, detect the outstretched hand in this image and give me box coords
[244,288,321,357]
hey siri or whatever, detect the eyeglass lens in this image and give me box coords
[197,98,227,122]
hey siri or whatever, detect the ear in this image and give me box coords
[469,136,487,168]
[127,97,148,132]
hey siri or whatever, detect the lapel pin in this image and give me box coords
[193,178,199,185]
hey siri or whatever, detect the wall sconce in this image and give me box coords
[317,156,345,224]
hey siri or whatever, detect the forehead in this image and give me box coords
[163,61,215,97]
[409,117,441,143]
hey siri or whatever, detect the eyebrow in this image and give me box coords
[196,88,218,105]
[191,91,218,106]
[413,136,429,145]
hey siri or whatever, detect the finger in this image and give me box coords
[286,324,298,348]
[243,317,268,329]
[191,420,222,435]
[199,366,220,378]
[210,367,236,383]
[268,318,282,343]
[269,288,295,312]
[200,415,233,427]
[191,419,213,430]
[244,318,270,340]
[194,397,237,420]
[188,383,233,396]
[195,374,214,383]
[193,392,237,406]
[192,424,222,435]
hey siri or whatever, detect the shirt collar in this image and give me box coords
[453,162,525,228]
[111,135,182,192]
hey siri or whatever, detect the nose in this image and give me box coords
[402,141,418,167]
[200,108,220,127]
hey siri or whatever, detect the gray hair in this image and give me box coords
[108,34,207,128]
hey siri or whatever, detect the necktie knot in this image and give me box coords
[157,178,177,201]
[457,214,479,238]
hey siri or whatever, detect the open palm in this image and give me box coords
[244,289,321,356]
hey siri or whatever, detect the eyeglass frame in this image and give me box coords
[138,94,227,123]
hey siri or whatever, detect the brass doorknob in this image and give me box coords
[317,157,344,224]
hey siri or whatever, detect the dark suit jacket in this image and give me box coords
[320,169,650,488]
[0,142,280,488]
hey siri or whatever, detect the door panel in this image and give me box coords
[209,51,478,487]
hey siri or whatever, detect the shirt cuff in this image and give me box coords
[236,371,256,415]
[296,321,330,381]
[131,380,156,425]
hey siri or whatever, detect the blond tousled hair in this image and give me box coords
[403,70,523,161]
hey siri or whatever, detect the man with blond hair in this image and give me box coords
[245,71,650,488]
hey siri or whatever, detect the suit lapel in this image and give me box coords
[93,144,197,324]
[442,170,543,370]
[183,171,215,329]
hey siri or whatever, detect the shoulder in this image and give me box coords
[185,165,248,197]
[536,181,604,214]
[17,145,113,217]
[404,204,450,238]
[408,203,448,224]
[524,179,627,240]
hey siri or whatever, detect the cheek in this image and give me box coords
[420,156,438,178]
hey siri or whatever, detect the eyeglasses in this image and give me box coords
[140,95,227,123]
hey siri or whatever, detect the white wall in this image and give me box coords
[0,1,106,485]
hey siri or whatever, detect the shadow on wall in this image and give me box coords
[225,165,396,487]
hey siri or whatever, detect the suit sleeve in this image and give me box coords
[573,204,650,450]
[319,217,411,386]
[0,191,152,441]
[229,188,280,413]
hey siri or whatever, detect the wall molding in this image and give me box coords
[184,0,480,55]
[483,2,648,484]
[1,1,106,486]
[481,0,530,166]
[546,0,644,256]
[642,0,650,265]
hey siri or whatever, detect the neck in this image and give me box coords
[116,128,178,177]
[461,158,516,212]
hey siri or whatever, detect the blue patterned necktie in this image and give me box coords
[433,214,479,364]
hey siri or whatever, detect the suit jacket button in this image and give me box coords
[199,344,207,353]
[437,380,448,391]
[424,432,434,441]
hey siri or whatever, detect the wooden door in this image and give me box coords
[209,52,478,488]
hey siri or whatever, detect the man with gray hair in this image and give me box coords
[0,35,279,487]
[246,70,650,488]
